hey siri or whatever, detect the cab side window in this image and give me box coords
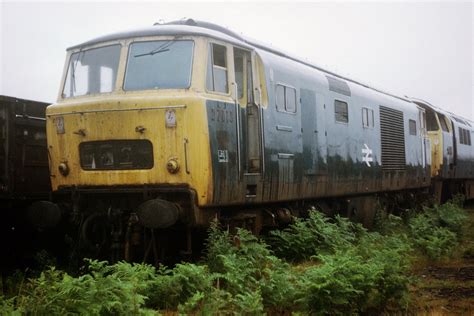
[206,43,228,93]
[459,127,472,145]
[409,119,417,135]
[335,100,348,123]
[285,88,296,112]
[362,107,374,128]
[438,114,449,132]
[275,84,296,113]
[276,85,285,111]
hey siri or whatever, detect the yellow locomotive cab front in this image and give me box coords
[47,35,214,208]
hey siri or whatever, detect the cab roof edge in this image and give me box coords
[161,19,246,42]
[67,18,412,104]
[161,19,412,104]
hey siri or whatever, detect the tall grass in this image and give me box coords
[409,201,467,260]
[266,211,364,261]
[1,200,468,314]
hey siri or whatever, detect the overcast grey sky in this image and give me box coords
[1,1,473,119]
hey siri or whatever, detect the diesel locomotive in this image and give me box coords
[40,19,473,261]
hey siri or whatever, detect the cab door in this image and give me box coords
[206,42,241,204]
[301,90,327,175]
[438,113,455,177]
[233,48,263,198]
[417,107,428,169]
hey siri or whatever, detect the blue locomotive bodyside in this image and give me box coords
[249,48,431,203]
[206,34,432,207]
[450,116,474,179]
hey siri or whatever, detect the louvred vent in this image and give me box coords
[380,106,406,171]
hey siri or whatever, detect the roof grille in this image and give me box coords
[380,105,406,171]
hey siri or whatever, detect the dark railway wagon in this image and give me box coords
[0,95,50,199]
[1,95,51,272]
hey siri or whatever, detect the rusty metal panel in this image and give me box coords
[466,180,474,200]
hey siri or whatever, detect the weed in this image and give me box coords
[267,211,361,261]
[206,226,296,312]
[436,202,467,237]
[11,260,156,315]
[409,202,467,260]
[2,202,467,314]
[147,263,212,310]
[0,296,22,315]
[293,232,411,315]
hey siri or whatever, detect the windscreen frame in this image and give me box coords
[123,38,195,92]
[61,43,123,99]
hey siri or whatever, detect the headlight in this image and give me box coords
[58,162,70,176]
[166,158,180,174]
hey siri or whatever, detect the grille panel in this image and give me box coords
[380,106,406,171]
[80,140,154,170]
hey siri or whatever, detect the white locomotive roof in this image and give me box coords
[69,19,413,104]
[411,97,473,127]
[68,20,253,50]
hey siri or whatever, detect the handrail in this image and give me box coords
[233,82,242,177]
[47,105,186,117]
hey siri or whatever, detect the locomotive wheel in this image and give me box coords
[346,196,377,229]
[81,213,108,251]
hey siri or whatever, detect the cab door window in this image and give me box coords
[234,51,245,100]
[206,43,228,93]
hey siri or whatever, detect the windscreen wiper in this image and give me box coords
[134,40,175,58]
[134,48,170,57]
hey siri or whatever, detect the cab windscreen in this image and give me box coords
[124,40,194,90]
